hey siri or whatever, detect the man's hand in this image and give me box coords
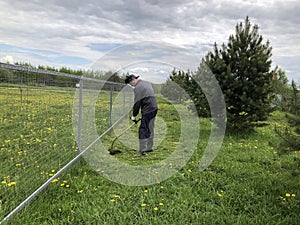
[130,116,140,124]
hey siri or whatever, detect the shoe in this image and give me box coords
[144,149,153,153]
[134,152,146,157]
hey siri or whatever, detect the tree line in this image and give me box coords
[0,62,127,90]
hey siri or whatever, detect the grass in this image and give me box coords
[0,86,299,225]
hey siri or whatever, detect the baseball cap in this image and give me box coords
[125,74,140,84]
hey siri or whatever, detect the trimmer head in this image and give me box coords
[109,149,122,155]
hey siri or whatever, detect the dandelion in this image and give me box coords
[110,199,116,203]
[51,169,56,173]
[144,190,148,193]
[253,146,258,149]
[114,195,120,199]
[154,207,158,211]
[51,179,59,183]
[1,181,6,185]
[15,163,22,167]
[159,202,164,206]
[77,190,84,193]
[53,143,57,148]
[141,203,147,207]
[285,193,291,197]
[188,169,192,173]
[7,181,16,187]
[217,193,223,197]
[292,194,296,197]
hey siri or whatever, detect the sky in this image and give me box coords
[0,0,299,83]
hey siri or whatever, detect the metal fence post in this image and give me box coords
[77,77,83,163]
[109,83,114,126]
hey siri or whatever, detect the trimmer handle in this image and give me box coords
[131,117,141,124]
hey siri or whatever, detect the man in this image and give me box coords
[125,74,158,156]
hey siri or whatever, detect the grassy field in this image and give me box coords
[1,86,299,225]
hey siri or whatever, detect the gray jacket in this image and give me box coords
[133,79,158,116]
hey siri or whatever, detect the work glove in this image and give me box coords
[130,116,140,124]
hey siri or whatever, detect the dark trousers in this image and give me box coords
[139,109,157,152]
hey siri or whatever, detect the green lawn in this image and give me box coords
[0,86,299,225]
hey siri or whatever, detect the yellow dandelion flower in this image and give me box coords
[77,190,84,193]
[159,202,164,206]
[291,194,296,197]
[110,199,116,203]
[7,182,16,187]
[114,195,120,198]
[141,203,147,207]
[154,207,158,211]
[1,181,7,185]
[15,163,21,167]
[51,179,59,183]
[51,169,55,173]
[285,193,291,197]
[60,183,65,187]
[217,193,223,197]
[66,185,70,188]
[188,169,192,173]
[144,190,148,193]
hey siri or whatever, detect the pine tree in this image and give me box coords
[161,69,190,103]
[203,16,274,131]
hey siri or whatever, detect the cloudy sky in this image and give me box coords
[0,0,299,83]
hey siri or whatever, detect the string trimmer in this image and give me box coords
[109,118,141,155]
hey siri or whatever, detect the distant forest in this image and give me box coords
[0,62,127,87]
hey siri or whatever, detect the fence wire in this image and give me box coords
[0,63,133,223]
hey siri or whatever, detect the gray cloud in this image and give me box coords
[0,0,299,81]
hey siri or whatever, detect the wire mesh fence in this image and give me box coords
[0,63,133,223]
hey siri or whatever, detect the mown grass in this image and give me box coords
[0,86,299,225]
